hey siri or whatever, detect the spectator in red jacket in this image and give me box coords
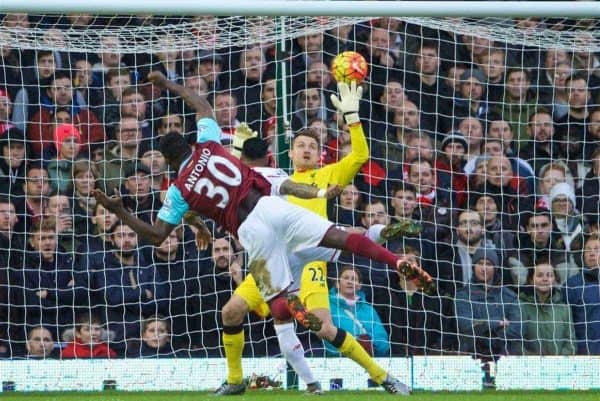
[61,313,116,359]
[28,71,105,158]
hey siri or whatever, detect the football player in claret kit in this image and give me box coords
[92,72,431,395]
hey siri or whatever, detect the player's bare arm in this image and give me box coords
[280,180,342,200]
[148,71,214,121]
[92,188,176,246]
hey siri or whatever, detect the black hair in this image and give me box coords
[242,137,269,161]
[159,132,190,164]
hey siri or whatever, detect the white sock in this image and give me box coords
[366,224,385,242]
[274,322,317,385]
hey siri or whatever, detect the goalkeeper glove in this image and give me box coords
[231,122,258,159]
[330,81,363,125]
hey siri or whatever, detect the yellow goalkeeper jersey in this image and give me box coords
[288,122,369,218]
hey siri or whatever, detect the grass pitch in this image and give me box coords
[0,390,598,401]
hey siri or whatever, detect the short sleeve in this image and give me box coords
[196,118,222,143]
[157,185,190,225]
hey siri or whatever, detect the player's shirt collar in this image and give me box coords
[178,155,192,177]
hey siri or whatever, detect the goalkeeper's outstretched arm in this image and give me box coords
[148,71,214,121]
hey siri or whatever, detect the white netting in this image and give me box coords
[0,12,600,387]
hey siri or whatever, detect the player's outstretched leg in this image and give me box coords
[319,228,433,291]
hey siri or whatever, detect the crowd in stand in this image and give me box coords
[1,13,600,359]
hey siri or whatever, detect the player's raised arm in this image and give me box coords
[329,81,369,185]
[148,71,214,121]
[92,188,176,246]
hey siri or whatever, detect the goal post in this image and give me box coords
[2,1,600,17]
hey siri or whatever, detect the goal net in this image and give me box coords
[0,11,599,371]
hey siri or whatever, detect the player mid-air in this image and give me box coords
[92,71,432,395]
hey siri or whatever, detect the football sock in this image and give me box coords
[344,233,398,268]
[274,322,317,385]
[334,329,387,384]
[223,325,245,384]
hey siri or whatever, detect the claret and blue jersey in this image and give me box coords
[156,118,271,236]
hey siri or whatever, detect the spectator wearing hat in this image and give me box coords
[96,115,144,195]
[47,124,82,193]
[28,71,105,158]
[565,234,600,355]
[0,89,14,137]
[121,163,162,225]
[494,68,538,143]
[0,127,28,197]
[549,182,588,261]
[435,133,468,208]
[455,245,521,358]
[454,68,490,121]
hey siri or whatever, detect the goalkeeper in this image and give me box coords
[215,82,414,396]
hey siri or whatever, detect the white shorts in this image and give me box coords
[237,196,334,301]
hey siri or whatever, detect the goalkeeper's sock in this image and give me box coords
[344,233,398,268]
[332,329,387,384]
[274,322,317,386]
[223,325,245,384]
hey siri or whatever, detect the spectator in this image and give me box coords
[70,160,97,235]
[120,164,162,225]
[455,246,521,358]
[194,50,224,94]
[392,100,421,148]
[100,68,132,128]
[448,210,499,294]
[120,88,152,142]
[16,219,75,341]
[0,127,28,197]
[479,48,506,104]
[546,61,572,120]
[436,133,468,208]
[0,196,24,353]
[28,71,105,158]
[406,159,453,210]
[508,209,574,287]
[495,68,538,143]
[566,234,600,355]
[14,163,50,235]
[47,124,82,193]
[213,92,241,143]
[581,147,600,222]
[127,315,179,358]
[405,40,452,136]
[332,184,362,227]
[93,221,166,347]
[326,265,390,357]
[520,108,557,175]
[45,192,78,252]
[0,88,13,136]
[549,182,587,260]
[96,115,144,194]
[245,78,276,134]
[472,194,515,257]
[23,326,59,359]
[519,261,575,355]
[61,313,116,359]
[140,149,170,193]
[231,46,268,109]
[555,74,590,162]
[455,69,489,121]
[457,117,485,161]
[291,87,328,133]
[143,228,201,349]
[536,162,575,211]
[11,50,56,133]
